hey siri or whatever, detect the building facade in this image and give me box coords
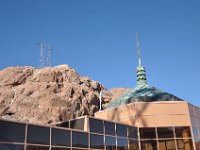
[0,105,199,150]
[1,37,199,149]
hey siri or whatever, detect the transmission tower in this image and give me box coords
[38,43,52,67]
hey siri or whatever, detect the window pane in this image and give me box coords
[51,148,70,150]
[157,127,174,139]
[105,136,116,150]
[141,140,157,150]
[117,138,128,150]
[139,128,156,139]
[127,126,138,139]
[116,124,127,137]
[72,131,88,148]
[175,127,191,138]
[90,134,104,149]
[0,120,25,142]
[196,141,200,150]
[0,144,24,150]
[105,121,115,136]
[72,148,89,150]
[27,125,50,145]
[56,121,69,128]
[177,139,194,150]
[89,118,104,134]
[26,145,49,150]
[70,118,84,130]
[159,139,176,150]
[129,139,139,150]
[52,128,70,146]
[192,127,199,142]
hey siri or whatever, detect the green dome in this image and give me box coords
[105,84,183,109]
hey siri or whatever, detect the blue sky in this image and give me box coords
[0,0,200,106]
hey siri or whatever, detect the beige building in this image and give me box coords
[92,37,200,149]
[95,101,200,150]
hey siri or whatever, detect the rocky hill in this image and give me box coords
[0,65,127,125]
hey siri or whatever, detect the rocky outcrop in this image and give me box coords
[0,65,110,125]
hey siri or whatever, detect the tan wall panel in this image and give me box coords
[153,103,189,115]
[114,115,190,127]
[119,116,156,127]
[155,115,190,127]
[134,116,157,127]
[134,103,156,115]
[119,104,137,117]
[117,117,138,127]
[107,108,122,122]
[95,102,195,128]
[95,111,108,120]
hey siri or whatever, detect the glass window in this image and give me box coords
[127,126,138,139]
[51,148,70,150]
[192,127,199,142]
[70,118,84,130]
[72,131,88,148]
[116,124,127,137]
[27,125,50,145]
[105,136,116,150]
[52,128,70,146]
[195,140,200,150]
[56,121,69,128]
[117,138,128,150]
[72,148,88,150]
[141,140,157,150]
[157,127,174,139]
[90,134,104,149]
[89,118,104,134]
[175,127,191,138]
[195,142,200,150]
[158,139,176,150]
[129,140,139,150]
[0,144,24,150]
[105,121,115,136]
[26,145,49,150]
[139,128,156,139]
[0,120,25,142]
[177,139,194,150]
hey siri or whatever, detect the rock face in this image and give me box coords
[0,65,112,125]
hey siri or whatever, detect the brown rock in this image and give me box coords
[0,65,106,125]
[0,64,128,125]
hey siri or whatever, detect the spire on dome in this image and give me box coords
[136,32,141,66]
[136,32,147,85]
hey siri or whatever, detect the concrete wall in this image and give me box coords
[95,101,192,127]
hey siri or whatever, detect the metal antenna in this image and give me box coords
[136,32,141,66]
[47,45,52,67]
[38,43,52,67]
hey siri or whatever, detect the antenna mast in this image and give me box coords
[136,32,141,66]
[38,43,52,67]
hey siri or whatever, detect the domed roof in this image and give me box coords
[105,83,183,109]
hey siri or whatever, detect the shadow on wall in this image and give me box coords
[109,102,151,127]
